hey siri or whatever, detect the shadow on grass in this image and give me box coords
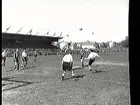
[21,66,38,70]
[23,65,38,70]
[6,68,16,72]
[6,65,38,72]
[63,74,85,81]
[2,76,33,92]
[92,70,107,74]
[73,65,88,71]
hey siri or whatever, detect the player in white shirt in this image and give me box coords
[61,49,75,81]
[2,49,7,67]
[84,49,103,72]
[21,50,28,69]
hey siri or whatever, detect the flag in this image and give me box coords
[67,34,69,37]
[5,26,11,32]
[26,28,33,35]
[53,32,56,36]
[47,31,49,35]
[79,28,83,31]
[29,29,33,34]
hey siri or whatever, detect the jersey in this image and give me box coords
[62,53,73,63]
[2,51,6,57]
[88,52,99,60]
[22,52,27,57]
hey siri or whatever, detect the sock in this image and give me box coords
[72,71,75,76]
[62,71,65,76]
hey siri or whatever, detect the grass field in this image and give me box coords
[2,52,130,105]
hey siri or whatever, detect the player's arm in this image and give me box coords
[61,57,64,65]
[70,55,73,66]
[83,58,89,60]
[96,54,103,60]
[61,58,64,70]
[61,60,63,64]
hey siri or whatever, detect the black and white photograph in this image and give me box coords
[2,0,130,105]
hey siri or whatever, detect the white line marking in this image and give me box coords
[94,61,129,66]
[92,78,130,85]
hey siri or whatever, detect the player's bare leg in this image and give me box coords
[88,65,92,71]
[2,57,6,67]
[24,58,27,68]
[72,70,75,77]
[62,71,66,81]
[15,61,19,70]
[81,58,84,68]
[21,59,24,69]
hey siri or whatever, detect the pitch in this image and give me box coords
[2,52,130,105]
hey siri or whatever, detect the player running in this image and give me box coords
[21,50,28,69]
[83,49,103,72]
[2,49,7,67]
[61,49,75,81]
[13,48,20,70]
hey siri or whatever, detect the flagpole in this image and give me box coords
[16,27,23,34]
[35,32,39,35]
[26,28,33,35]
[53,32,56,36]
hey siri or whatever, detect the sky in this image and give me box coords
[2,0,129,42]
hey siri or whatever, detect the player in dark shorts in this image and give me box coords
[80,49,84,67]
[14,48,20,70]
[61,49,74,81]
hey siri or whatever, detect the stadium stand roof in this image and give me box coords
[2,33,63,48]
[2,33,62,42]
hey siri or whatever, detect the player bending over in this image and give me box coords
[84,49,103,72]
[61,49,75,81]
[21,50,28,69]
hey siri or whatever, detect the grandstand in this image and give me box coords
[2,33,62,48]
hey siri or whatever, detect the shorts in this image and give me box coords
[62,62,72,71]
[14,58,19,63]
[2,57,6,61]
[34,54,37,57]
[22,57,28,62]
[88,59,95,66]
[80,55,84,59]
